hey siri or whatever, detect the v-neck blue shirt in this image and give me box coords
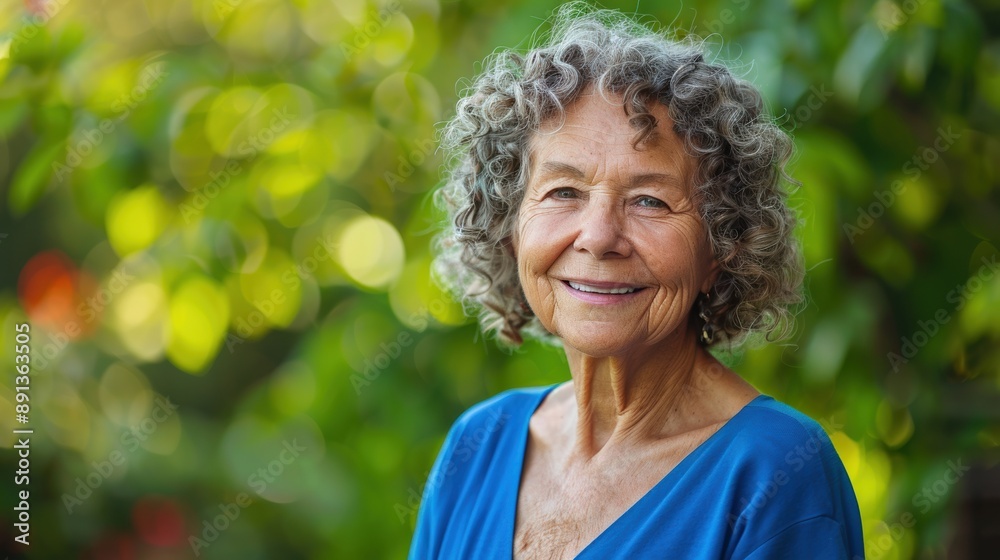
[407,383,864,559]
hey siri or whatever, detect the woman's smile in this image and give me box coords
[559,279,648,304]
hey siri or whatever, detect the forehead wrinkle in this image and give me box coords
[538,160,587,181]
[627,172,685,190]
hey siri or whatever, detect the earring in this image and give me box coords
[698,291,715,345]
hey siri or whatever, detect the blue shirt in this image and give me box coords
[408,383,864,559]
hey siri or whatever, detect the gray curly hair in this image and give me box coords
[432,3,803,348]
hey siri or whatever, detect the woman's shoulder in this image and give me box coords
[706,395,864,558]
[721,394,836,448]
[453,383,559,428]
[421,384,559,503]
[716,394,849,483]
[424,383,555,467]
[703,394,861,538]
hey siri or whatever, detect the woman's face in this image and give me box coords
[513,89,718,357]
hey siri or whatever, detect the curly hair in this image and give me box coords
[432,3,803,349]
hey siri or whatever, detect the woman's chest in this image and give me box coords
[511,441,688,559]
[511,465,613,560]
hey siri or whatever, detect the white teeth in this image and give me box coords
[568,281,638,294]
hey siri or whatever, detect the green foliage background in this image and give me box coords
[0,0,998,558]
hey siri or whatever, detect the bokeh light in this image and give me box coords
[337,214,405,289]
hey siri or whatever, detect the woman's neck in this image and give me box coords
[559,329,757,461]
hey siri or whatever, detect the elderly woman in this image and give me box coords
[409,6,863,559]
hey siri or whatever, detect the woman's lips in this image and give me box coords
[560,279,647,304]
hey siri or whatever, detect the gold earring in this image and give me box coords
[698,291,715,345]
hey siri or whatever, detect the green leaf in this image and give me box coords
[7,139,63,216]
[0,99,29,137]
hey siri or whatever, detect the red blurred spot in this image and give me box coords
[18,251,78,330]
[17,251,104,340]
[132,496,187,548]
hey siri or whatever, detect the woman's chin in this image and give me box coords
[557,328,640,358]
[553,320,688,358]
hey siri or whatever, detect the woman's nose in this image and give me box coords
[572,196,631,259]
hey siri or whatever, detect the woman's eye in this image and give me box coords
[636,196,667,208]
[552,187,577,199]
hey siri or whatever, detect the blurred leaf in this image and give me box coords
[0,98,29,136]
[7,139,61,215]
